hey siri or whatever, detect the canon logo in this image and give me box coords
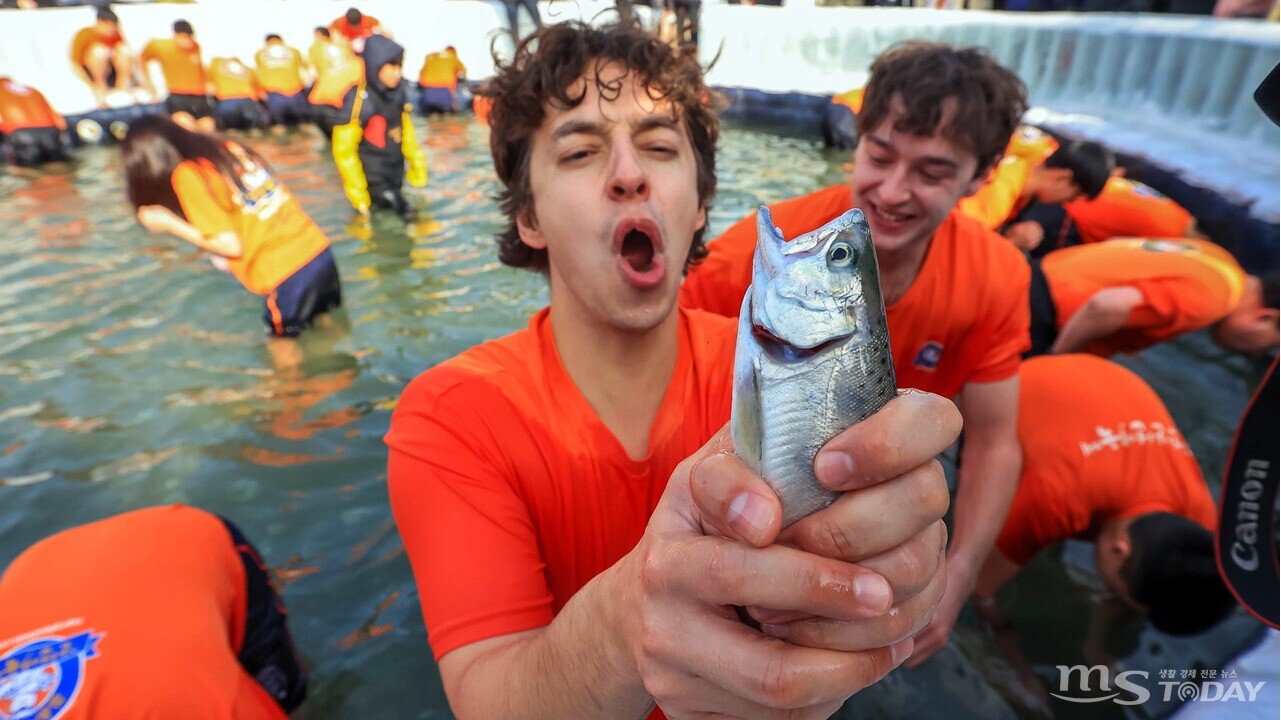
[1229,459,1269,572]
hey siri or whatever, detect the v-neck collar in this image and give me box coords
[534,308,691,473]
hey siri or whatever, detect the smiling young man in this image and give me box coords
[387,23,963,719]
[681,41,1032,666]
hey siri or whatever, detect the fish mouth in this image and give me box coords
[752,323,851,362]
[613,217,666,288]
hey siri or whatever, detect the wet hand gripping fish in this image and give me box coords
[731,207,898,527]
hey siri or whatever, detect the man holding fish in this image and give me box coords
[681,42,1034,666]
[388,21,961,720]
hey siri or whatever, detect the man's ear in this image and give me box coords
[1046,168,1075,186]
[1112,529,1133,560]
[963,161,996,198]
[695,206,707,234]
[515,208,545,250]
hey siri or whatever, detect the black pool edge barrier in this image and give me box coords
[63,103,165,147]
[714,86,1280,278]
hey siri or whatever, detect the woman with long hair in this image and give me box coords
[122,114,341,336]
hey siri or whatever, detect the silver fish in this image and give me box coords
[731,206,897,527]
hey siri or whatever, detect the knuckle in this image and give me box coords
[639,547,669,593]
[888,541,931,598]
[915,462,951,519]
[757,654,807,708]
[846,648,894,694]
[808,517,861,561]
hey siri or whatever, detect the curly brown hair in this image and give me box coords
[858,41,1028,179]
[483,20,720,274]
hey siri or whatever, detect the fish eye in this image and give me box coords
[828,241,856,268]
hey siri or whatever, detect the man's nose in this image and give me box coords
[608,143,648,201]
[877,165,913,206]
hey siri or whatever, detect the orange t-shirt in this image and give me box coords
[386,307,736,664]
[208,58,258,101]
[255,43,305,96]
[0,78,61,134]
[417,51,466,90]
[1064,177,1195,245]
[70,26,122,66]
[140,38,206,96]
[0,505,285,720]
[680,185,1030,399]
[996,355,1216,565]
[171,148,329,295]
[1041,238,1245,356]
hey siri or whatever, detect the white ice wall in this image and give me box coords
[0,2,1277,220]
[701,6,1281,221]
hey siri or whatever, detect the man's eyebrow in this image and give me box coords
[550,119,604,142]
[635,115,680,134]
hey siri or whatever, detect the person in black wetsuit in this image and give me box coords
[332,35,427,222]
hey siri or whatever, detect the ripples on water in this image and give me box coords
[0,116,1268,719]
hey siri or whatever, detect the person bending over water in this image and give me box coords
[0,505,307,719]
[122,116,341,337]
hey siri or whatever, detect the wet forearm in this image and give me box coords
[949,437,1022,596]
[446,560,653,720]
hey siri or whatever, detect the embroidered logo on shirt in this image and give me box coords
[0,630,103,720]
[912,341,943,371]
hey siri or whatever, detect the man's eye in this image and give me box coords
[562,149,594,163]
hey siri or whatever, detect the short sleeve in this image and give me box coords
[386,372,555,661]
[966,248,1031,385]
[172,162,236,238]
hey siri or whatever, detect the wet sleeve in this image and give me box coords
[402,105,428,188]
[172,163,236,238]
[386,373,554,661]
[332,87,369,212]
[967,245,1032,384]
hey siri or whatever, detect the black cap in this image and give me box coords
[173,20,193,35]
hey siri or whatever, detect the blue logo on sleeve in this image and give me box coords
[913,341,944,371]
[0,631,102,720]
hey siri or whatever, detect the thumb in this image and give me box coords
[688,427,783,547]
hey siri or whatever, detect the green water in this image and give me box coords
[0,116,1268,719]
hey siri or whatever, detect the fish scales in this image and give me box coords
[731,206,897,528]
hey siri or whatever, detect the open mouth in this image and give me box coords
[613,218,666,288]
[621,228,656,273]
[869,204,914,226]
